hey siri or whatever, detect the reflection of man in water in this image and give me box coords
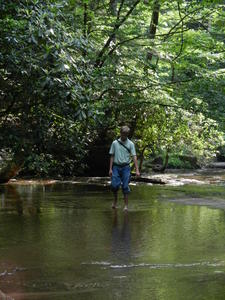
[111,211,131,262]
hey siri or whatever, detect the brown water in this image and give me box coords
[1,181,225,299]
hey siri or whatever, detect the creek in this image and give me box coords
[1,170,225,299]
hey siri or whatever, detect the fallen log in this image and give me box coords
[130,176,166,184]
[70,176,166,185]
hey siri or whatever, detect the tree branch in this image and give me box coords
[117,0,125,20]
[147,0,160,62]
[172,1,184,62]
[94,76,197,101]
[95,0,141,67]
[163,6,202,41]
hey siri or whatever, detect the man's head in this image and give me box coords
[120,126,130,141]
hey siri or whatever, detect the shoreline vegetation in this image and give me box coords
[1,150,225,185]
[0,1,225,183]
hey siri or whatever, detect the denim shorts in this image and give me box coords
[111,165,131,195]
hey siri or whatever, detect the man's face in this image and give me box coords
[120,131,128,141]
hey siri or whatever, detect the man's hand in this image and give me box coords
[136,170,140,177]
[133,156,140,177]
[109,169,112,177]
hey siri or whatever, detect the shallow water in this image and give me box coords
[1,181,225,299]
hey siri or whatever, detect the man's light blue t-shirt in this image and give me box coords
[109,138,136,165]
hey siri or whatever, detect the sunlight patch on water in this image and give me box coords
[82,261,111,266]
[167,198,225,209]
[0,267,27,277]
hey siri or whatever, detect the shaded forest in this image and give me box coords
[0,0,224,178]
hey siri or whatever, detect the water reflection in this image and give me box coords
[1,192,5,208]
[0,185,41,216]
[0,182,225,299]
[111,211,131,262]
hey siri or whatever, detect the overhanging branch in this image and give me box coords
[95,0,141,67]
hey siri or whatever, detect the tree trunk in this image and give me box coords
[161,151,169,172]
[149,0,160,38]
[109,0,118,16]
[147,0,160,62]
[152,151,169,173]
[139,145,148,173]
[0,151,25,183]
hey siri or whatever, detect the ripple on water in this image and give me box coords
[82,261,111,266]
[82,261,225,270]
[0,267,27,277]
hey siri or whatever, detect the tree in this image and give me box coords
[0,0,94,176]
[0,0,224,178]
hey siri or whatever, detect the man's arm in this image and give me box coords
[132,155,140,176]
[109,155,114,177]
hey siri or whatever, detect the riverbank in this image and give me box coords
[3,168,225,186]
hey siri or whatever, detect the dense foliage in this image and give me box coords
[0,0,224,176]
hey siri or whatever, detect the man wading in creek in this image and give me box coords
[109,126,140,211]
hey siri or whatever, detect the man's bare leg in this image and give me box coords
[123,194,128,211]
[112,192,118,209]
